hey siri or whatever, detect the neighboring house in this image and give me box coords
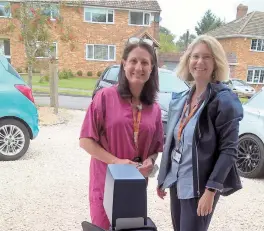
[207,4,264,90]
[158,52,238,76]
[0,0,161,76]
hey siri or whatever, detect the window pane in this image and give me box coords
[0,2,10,17]
[247,70,253,82]
[85,11,91,21]
[4,39,10,56]
[254,70,260,83]
[262,40,264,51]
[260,70,264,83]
[108,10,113,22]
[42,4,59,19]
[94,45,108,60]
[0,40,4,55]
[87,45,93,59]
[109,46,115,60]
[91,9,107,22]
[144,13,150,25]
[130,12,143,25]
[251,39,257,50]
[257,39,262,51]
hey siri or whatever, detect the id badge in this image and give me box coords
[172,149,182,163]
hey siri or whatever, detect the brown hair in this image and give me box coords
[117,42,159,105]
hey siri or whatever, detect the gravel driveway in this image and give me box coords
[1,110,264,231]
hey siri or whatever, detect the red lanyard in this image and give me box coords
[177,101,199,141]
[132,106,142,149]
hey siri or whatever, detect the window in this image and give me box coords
[129,11,151,26]
[247,68,264,84]
[86,44,116,61]
[84,8,114,23]
[35,42,57,58]
[0,2,11,18]
[41,4,59,20]
[251,39,264,52]
[0,39,11,62]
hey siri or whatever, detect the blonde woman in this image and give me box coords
[157,35,244,231]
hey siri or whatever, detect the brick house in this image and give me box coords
[207,4,264,90]
[0,0,161,77]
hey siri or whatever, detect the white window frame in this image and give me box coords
[129,10,151,26]
[83,7,115,24]
[35,42,58,59]
[85,44,116,61]
[247,67,264,84]
[0,2,11,18]
[250,39,264,52]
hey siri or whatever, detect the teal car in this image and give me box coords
[0,56,39,161]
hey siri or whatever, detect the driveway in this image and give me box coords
[34,94,92,110]
[1,110,264,231]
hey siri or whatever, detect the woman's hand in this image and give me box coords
[137,158,154,177]
[197,189,216,216]
[157,187,167,199]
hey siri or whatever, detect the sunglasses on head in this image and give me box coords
[127,37,154,47]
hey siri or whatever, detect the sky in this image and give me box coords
[157,0,264,38]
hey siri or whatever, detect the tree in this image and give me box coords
[176,31,196,51]
[8,2,78,88]
[159,26,178,52]
[195,10,225,35]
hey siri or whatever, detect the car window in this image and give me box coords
[159,71,189,93]
[246,90,264,110]
[7,62,22,80]
[103,67,119,82]
[233,80,246,86]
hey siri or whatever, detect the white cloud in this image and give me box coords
[157,0,264,38]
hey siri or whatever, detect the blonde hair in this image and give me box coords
[177,35,229,82]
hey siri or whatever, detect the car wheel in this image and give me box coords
[236,134,264,178]
[0,119,30,161]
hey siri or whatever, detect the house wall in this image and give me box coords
[219,37,264,91]
[0,3,159,77]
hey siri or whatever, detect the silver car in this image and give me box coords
[237,87,264,178]
[224,79,256,98]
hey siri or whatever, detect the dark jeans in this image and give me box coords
[170,186,220,231]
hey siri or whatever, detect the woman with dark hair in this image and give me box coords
[79,38,163,229]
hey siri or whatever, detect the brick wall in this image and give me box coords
[0,4,158,78]
[219,37,264,91]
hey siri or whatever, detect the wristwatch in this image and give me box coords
[207,187,216,193]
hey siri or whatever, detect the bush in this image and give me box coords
[97,71,102,77]
[77,70,83,77]
[44,75,49,82]
[16,67,22,73]
[87,71,93,77]
[59,69,74,79]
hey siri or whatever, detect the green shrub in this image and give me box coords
[97,71,102,77]
[77,70,83,77]
[87,71,93,77]
[16,67,22,73]
[59,69,74,79]
[44,75,49,82]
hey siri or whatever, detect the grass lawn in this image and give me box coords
[21,74,98,91]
